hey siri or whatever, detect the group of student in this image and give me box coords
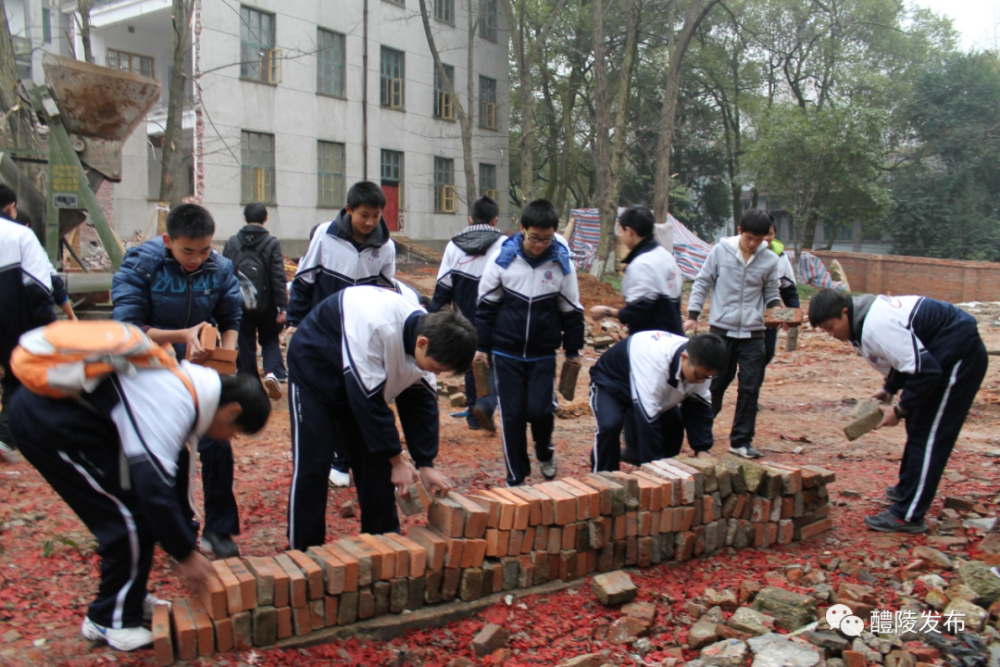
[0,179,988,652]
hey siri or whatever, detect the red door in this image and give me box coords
[382,182,399,231]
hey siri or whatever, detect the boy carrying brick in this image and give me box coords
[589,332,724,471]
[762,221,800,379]
[809,289,988,533]
[112,204,244,558]
[288,181,396,488]
[286,286,475,548]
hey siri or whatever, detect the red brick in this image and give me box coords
[702,495,716,523]
[276,606,292,639]
[534,483,577,525]
[291,604,311,636]
[358,587,375,619]
[754,523,766,547]
[552,480,592,519]
[485,529,506,557]
[843,650,868,667]
[800,517,833,540]
[307,546,347,595]
[467,493,501,528]
[434,529,464,568]
[199,569,228,620]
[798,467,822,489]
[522,526,536,554]
[561,522,578,551]
[322,542,359,593]
[382,532,427,578]
[625,511,638,537]
[751,497,771,523]
[765,522,778,546]
[211,560,244,613]
[560,550,579,581]
[442,567,461,601]
[534,525,548,550]
[358,534,398,580]
[152,603,173,666]
[517,554,535,588]
[576,475,615,515]
[547,526,562,554]
[324,595,338,626]
[213,616,233,653]
[273,553,308,607]
[489,488,531,529]
[447,492,490,538]
[375,534,411,579]
[638,536,654,567]
[632,471,668,510]
[171,599,197,661]
[225,558,259,609]
[675,531,696,561]
[777,519,794,545]
[343,536,385,581]
[507,487,544,525]
[407,526,447,571]
[285,550,324,599]
[516,486,556,524]
[509,529,524,556]
[781,497,794,519]
[243,556,278,606]
[612,515,627,540]
[309,598,325,629]
[428,496,467,537]
[187,597,215,657]
[461,538,488,568]
[475,490,516,530]
[660,507,675,532]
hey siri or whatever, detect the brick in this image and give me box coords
[472,623,507,657]
[243,556,277,605]
[490,487,531,529]
[284,550,324,599]
[187,597,215,657]
[425,570,444,604]
[358,587,376,620]
[505,528,522,556]
[507,487,544,525]
[547,526,562,554]
[560,550,579,581]
[231,610,252,651]
[631,470,668,510]
[442,567,461,601]
[798,466,822,489]
[309,597,327,627]
[583,473,626,515]
[660,507,674,532]
[734,494,748,520]
[152,602,173,666]
[395,482,431,516]
[574,475,614,515]
[561,522,578,551]
[291,603,311,635]
[372,580,390,617]
[486,528,507,558]
[647,462,695,504]
[751,496,771,523]
[273,553,309,607]
[625,511,638,537]
[475,490,516,530]
[800,517,833,540]
[467,493,501,528]
[322,542,359,593]
[522,526,536,554]
[638,536,654,567]
[382,533,427,577]
[468,538,487,567]
[500,556,520,590]
[843,650,868,667]
[333,539,374,586]
[408,576,427,610]
[251,605,278,647]
[211,560,243,614]
[338,590,359,625]
[389,578,408,613]
[675,531,696,561]
[447,491,490,538]
[199,569,228,620]
[564,478,604,518]
[276,606,292,639]
[224,558,259,610]
[691,494,703,526]
[601,472,640,509]
[459,567,484,601]
[460,538,483,568]
[552,480,592,519]
[428,496,467,537]
[612,515,627,541]
[483,560,505,593]
[763,462,804,495]
[532,551,551,583]
[517,555,535,588]
[406,526,447,571]
[306,546,346,595]
[359,533,399,580]
[373,535,409,579]
[213,616,233,653]
[777,519,794,544]
[534,482,577,525]
[518,485,557,524]
[344,536,387,581]
[675,455,719,492]
[844,399,883,441]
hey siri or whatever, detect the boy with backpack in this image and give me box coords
[287,181,396,488]
[223,203,288,399]
[9,320,270,651]
[111,203,244,558]
[762,222,800,378]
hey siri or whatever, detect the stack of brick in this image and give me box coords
[152,455,835,664]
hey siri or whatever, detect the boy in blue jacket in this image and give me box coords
[288,181,396,488]
[112,204,244,558]
[474,199,585,487]
[810,290,988,533]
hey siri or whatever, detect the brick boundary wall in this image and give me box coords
[152,455,835,664]
[813,251,1000,303]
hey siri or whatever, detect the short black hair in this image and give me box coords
[685,333,726,371]
[739,209,774,237]
[520,199,559,231]
[808,289,851,328]
[244,203,267,223]
[219,373,271,433]
[347,181,387,210]
[166,203,215,240]
[619,205,655,238]
[0,184,16,210]
[472,196,499,225]
[418,310,477,373]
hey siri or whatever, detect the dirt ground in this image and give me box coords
[2,277,1000,667]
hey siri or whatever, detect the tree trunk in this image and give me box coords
[78,0,94,63]
[0,2,42,153]
[159,0,192,208]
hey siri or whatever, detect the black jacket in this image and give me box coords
[223,224,288,311]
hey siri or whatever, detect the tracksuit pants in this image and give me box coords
[287,381,399,549]
[493,354,556,487]
[891,341,988,523]
[237,308,287,380]
[0,367,18,447]
[710,334,766,449]
[12,398,160,629]
[191,436,240,538]
[589,382,684,472]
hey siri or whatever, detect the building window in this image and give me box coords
[318,141,345,208]
[479,76,497,129]
[240,6,277,83]
[381,149,404,183]
[42,8,52,44]
[317,29,345,97]
[434,157,456,213]
[824,220,853,242]
[434,0,454,23]
[241,131,275,204]
[434,64,454,120]
[479,0,498,41]
[480,163,497,200]
[107,49,154,78]
[380,47,405,109]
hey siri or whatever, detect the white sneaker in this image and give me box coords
[0,441,20,464]
[264,373,283,400]
[540,458,557,480]
[729,445,763,459]
[142,593,170,622]
[81,617,153,651]
[328,467,351,487]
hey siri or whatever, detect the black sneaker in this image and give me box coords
[864,510,928,534]
[199,529,241,559]
[885,485,904,502]
[620,451,640,466]
[730,445,763,459]
[466,415,482,430]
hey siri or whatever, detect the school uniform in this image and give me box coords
[475,233,585,486]
[286,286,439,547]
[589,331,714,471]
[10,362,220,629]
[618,236,683,335]
[850,294,987,524]
[763,249,801,367]
[287,210,396,476]
[429,224,504,425]
[0,217,55,448]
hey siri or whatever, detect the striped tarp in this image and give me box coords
[797,251,847,290]
[670,213,714,281]
[568,209,602,271]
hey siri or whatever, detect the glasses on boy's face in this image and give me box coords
[524,234,554,246]
[693,369,717,382]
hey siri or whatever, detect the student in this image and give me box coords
[809,289,987,533]
[684,209,780,459]
[589,332,724,471]
[286,286,472,547]
[475,199,585,487]
[288,181,396,488]
[589,205,683,336]
[11,362,269,651]
[12,210,77,321]
[762,223,800,375]
[223,203,288,398]
[0,184,56,461]
[111,204,244,558]
[429,195,504,431]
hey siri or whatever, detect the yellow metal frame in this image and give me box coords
[484,102,497,129]
[390,78,404,108]
[438,91,454,119]
[440,185,456,213]
[267,49,283,84]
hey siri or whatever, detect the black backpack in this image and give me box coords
[232,235,276,314]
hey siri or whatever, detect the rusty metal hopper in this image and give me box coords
[42,54,161,181]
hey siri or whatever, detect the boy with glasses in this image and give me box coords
[589,332,724,471]
[474,199,584,487]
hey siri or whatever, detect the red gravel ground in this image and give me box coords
[2,283,999,666]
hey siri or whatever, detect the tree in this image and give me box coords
[158,0,193,209]
[78,0,94,63]
[0,0,42,154]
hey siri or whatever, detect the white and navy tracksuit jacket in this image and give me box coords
[430,224,504,321]
[287,209,396,327]
[618,236,683,335]
[10,362,220,628]
[589,331,715,470]
[851,294,987,523]
[286,286,439,546]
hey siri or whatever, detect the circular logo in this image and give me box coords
[826,604,853,629]
[840,615,865,637]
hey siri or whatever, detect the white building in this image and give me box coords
[5,0,510,252]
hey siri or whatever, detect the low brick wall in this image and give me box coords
[153,456,835,664]
[813,251,1000,303]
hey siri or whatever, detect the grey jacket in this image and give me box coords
[687,236,781,338]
